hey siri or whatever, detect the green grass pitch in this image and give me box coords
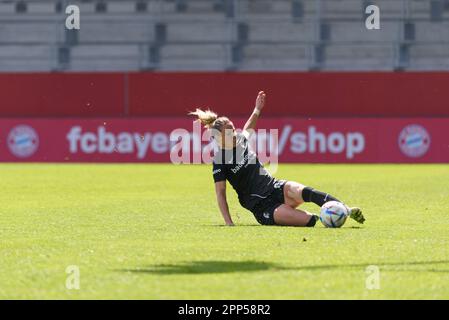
[0,163,448,299]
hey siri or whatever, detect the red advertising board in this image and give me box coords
[0,73,125,117]
[128,72,449,117]
[1,72,449,117]
[0,118,447,163]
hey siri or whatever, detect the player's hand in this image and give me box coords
[255,91,266,112]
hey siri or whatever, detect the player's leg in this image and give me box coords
[273,204,318,227]
[283,181,365,224]
[282,181,305,208]
[283,181,341,207]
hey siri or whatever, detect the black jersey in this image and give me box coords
[212,132,278,211]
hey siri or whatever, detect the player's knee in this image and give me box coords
[290,182,305,204]
[296,183,307,194]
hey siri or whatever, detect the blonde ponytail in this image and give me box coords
[188,108,218,129]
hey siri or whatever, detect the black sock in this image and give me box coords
[306,215,319,227]
[302,187,340,207]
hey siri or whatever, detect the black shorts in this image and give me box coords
[251,180,286,225]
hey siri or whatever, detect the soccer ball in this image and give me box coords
[320,201,349,228]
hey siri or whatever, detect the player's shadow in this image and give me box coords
[201,224,365,228]
[120,259,449,275]
[120,260,293,275]
[201,224,265,227]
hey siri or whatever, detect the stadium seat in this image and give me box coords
[158,44,228,70]
[0,44,55,71]
[329,21,401,42]
[408,43,449,69]
[247,22,314,42]
[414,21,449,41]
[0,21,60,44]
[77,20,155,43]
[69,44,142,71]
[166,22,233,42]
[239,44,311,70]
[324,44,396,70]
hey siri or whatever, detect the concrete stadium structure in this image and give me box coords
[0,0,448,71]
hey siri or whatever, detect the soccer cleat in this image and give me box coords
[347,207,365,224]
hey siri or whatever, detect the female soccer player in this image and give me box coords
[189,91,364,227]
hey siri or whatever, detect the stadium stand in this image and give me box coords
[0,0,447,71]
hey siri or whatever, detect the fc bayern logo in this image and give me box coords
[7,125,39,158]
[398,124,430,158]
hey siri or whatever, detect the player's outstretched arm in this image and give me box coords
[215,181,234,226]
[243,91,266,136]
